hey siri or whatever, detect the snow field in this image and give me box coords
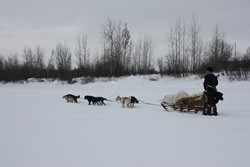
[1,75,250,167]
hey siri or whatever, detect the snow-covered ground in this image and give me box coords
[1,75,250,167]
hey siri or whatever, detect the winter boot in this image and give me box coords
[212,105,218,116]
[203,105,211,115]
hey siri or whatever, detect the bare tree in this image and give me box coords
[165,18,188,76]
[33,46,46,78]
[4,54,21,81]
[131,34,154,74]
[100,18,132,76]
[132,39,142,73]
[0,55,4,70]
[142,34,154,73]
[121,23,133,74]
[34,46,45,70]
[157,57,164,74]
[244,46,250,58]
[188,15,203,73]
[122,23,133,73]
[205,25,233,71]
[54,43,72,80]
[5,54,19,69]
[47,50,55,70]
[101,18,116,76]
[22,47,35,78]
[46,50,56,79]
[240,46,250,79]
[0,55,4,81]
[205,25,221,69]
[23,47,34,68]
[75,34,90,71]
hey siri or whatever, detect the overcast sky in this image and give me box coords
[1,0,249,60]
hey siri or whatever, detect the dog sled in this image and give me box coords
[161,90,207,113]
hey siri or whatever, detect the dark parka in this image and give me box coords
[204,73,218,106]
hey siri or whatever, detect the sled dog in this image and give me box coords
[116,96,139,108]
[130,96,139,107]
[63,94,80,103]
[96,97,107,105]
[84,95,107,105]
[84,95,97,105]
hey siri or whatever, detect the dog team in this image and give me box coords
[63,94,139,108]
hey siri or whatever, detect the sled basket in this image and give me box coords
[161,92,207,113]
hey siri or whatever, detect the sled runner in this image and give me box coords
[161,91,207,113]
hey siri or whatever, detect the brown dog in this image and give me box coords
[63,94,80,103]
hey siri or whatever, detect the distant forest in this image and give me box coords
[0,17,250,82]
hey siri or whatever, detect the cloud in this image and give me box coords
[0,0,249,57]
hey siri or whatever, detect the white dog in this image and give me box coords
[116,96,133,108]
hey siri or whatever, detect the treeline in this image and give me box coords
[0,17,250,82]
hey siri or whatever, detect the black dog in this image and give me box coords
[130,96,139,107]
[96,97,107,105]
[84,95,107,105]
[84,95,98,105]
